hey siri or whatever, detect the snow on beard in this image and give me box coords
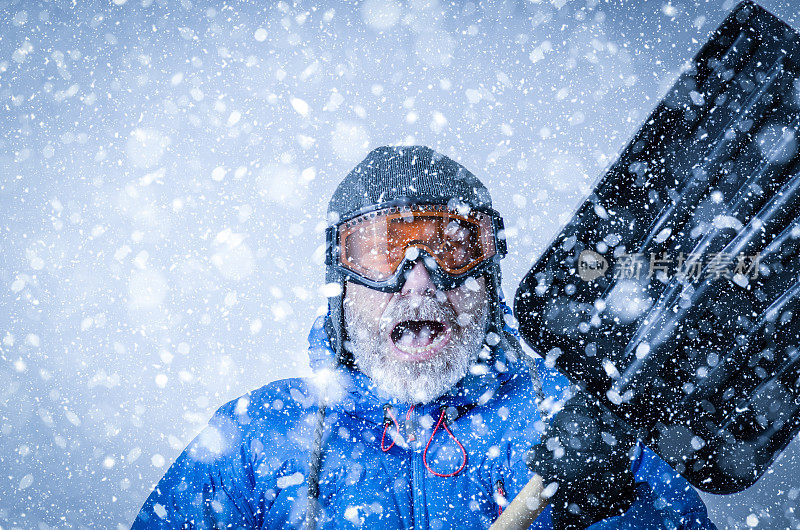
[344,289,489,404]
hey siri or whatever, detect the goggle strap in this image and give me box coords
[494,216,507,257]
[325,226,335,266]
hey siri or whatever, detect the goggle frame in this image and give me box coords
[325,198,507,293]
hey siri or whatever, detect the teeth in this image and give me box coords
[394,331,447,354]
[399,329,415,347]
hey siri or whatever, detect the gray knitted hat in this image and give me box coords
[328,145,493,223]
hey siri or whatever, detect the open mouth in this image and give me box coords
[389,320,451,360]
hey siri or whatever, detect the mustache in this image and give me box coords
[379,294,456,334]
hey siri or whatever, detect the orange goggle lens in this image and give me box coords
[338,205,497,282]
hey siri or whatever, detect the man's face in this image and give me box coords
[343,261,489,404]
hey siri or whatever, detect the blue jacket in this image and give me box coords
[133,315,716,529]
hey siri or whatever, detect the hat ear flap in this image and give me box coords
[488,263,505,333]
[485,263,524,364]
[325,277,356,369]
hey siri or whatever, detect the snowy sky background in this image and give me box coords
[1,0,798,528]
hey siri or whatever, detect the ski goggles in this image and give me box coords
[327,201,506,292]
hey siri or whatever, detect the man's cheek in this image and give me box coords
[360,289,393,318]
[449,288,485,316]
[456,312,478,327]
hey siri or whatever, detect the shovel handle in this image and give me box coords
[489,474,547,530]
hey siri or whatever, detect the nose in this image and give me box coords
[401,260,436,296]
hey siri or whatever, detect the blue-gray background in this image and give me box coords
[1,0,798,527]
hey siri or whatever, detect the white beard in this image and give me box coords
[344,293,489,404]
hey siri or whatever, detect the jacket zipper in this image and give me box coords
[411,405,425,529]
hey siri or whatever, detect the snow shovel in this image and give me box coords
[498,1,800,526]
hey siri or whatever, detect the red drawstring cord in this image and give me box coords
[496,480,507,516]
[381,405,416,451]
[405,405,416,442]
[423,407,467,478]
[382,405,467,478]
[381,407,400,452]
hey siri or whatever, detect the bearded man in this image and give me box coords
[133,146,715,529]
